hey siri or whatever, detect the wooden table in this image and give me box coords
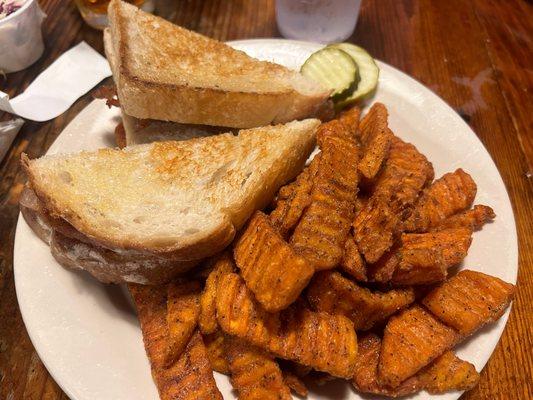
[0,0,531,399]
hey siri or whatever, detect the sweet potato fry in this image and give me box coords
[378,305,459,388]
[417,351,479,394]
[372,136,434,209]
[166,280,201,365]
[358,103,393,179]
[270,155,320,237]
[353,197,401,263]
[404,169,477,232]
[203,331,229,374]
[234,211,314,312]
[282,369,308,397]
[340,235,367,281]
[198,253,234,335]
[307,271,415,330]
[366,244,401,283]
[226,337,292,400]
[352,333,420,397]
[354,137,434,263]
[432,204,495,231]
[290,128,359,270]
[353,335,478,397]
[216,273,358,378]
[422,269,515,336]
[391,228,473,285]
[338,106,361,138]
[128,284,222,400]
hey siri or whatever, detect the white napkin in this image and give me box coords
[0,41,111,122]
[0,118,24,163]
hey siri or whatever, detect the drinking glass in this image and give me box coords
[276,0,362,43]
[74,0,154,30]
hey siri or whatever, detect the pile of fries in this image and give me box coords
[128,103,515,399]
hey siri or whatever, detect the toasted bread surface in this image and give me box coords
[105,0,329,128]
[23,120,319,261]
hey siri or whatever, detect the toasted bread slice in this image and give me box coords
[104,0,329,129]
[22,120,318,265]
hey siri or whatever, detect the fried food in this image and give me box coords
[290,130,360,269]
[307,271,415,330]
[198,253,234,335]
[216,273,358,378]
[352,333,420,397]
[353,335,478,397]
[234,211,314,312]
[391,228,473,285]
[417,351,479,394]
[203,331,229,374]
[353,197,401,263]
[338,106,361,138]
[358,103,393,179]
[128,284,222,400]
[354,136,434,263]
[282,369,308,397]
[166,280,201,365]
[270,155,320,237]
[378,305,459,388]
[404,169,477,232]
[433,204,495,231]
[226,337,292,400]
[422,269,515,336]
[372,136,434,209]
[340,235,367,281]
[366,244,401,283]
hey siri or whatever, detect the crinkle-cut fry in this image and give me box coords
[391,228,473,285]
[352,334,420,397]
[404,169,477,232]
[353,335,478,397]
[378,305,459,388]
[340,235,368,281]
[317,118,357,148]
[354,137,434,263]
[282,369,308,397]
[226,337,292,400]
[432,204,496,232]
[203,331,229,374]
[270,155,320,237]
[366,244,401,283]
[199,253,235,335]
[353,197,401,263]
[372,136,434,209]
[307,271,415,330]
[234,211,314,312]
[128,284,222,400]
[422,269,515,336]
[338,106,361,138]
[166,280,201,365]
[291,133,359,269]
[417,351,479,394]
[216,273,358,378]
[358,103,393,179]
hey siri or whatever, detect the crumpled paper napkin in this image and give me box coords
[0,41,111,122]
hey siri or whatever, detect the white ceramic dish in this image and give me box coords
[14,39,518,400]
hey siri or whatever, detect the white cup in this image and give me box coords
[0,0,46,73]
[276,0,362,44]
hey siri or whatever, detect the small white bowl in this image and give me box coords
[0,0,46,73]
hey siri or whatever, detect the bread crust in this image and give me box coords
[20,187,199,284]
[105,0,329,128]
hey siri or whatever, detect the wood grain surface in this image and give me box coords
[0,0,531,399]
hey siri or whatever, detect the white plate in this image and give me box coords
[14,39,517,400]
